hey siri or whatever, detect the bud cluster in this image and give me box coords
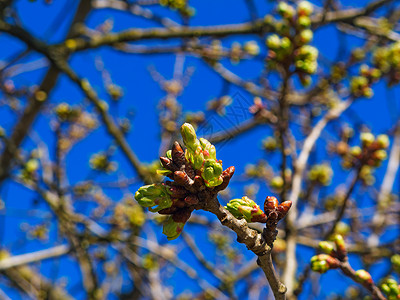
[54,102,81,122]
[159,0,195,17]
[311,234,347,273]
[181,123,224,187]
[373,41,400,86]
[89,152,118,173]
[350,64,381,98]
[339,133,389,171]
[134,123,235,240]
[225,196,266,223]
[265,1,317,86]
[307,164,333,186]
[380,278,400,300]
[225,196,292,242]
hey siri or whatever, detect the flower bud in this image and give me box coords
[391,254,400,273]
[226,196,266,223]
[333,234,346,254]
[162,216,185,240]
[297,1,313,16]
[134,184,172,212]
[181,123,199,151]
[297,15,311,27]
[202,159,223,187]
[277,201,292,220]
[277,2,295,19]
[376,134,390,149]
[244,41,260,56]
[266,34,281,49]
[299,29,313,44]
[264,196,279,212]
[355,269,373,285]
[271,176,284,189]
[374,149,387,161]
[350,146,362,157]
[319,241,334,255]
[310,254,339,273]
[360,132,375,147]
[199,138,216,160]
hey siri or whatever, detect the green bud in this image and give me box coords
[199,138,216,160]
[355,269,372,284]
[297,1,313,16]
[166,150,172,159]
[244,41,260,56]
[310,255,329,273]
[25,159,39,173]
[391,254,400,273]
[298,15,311,27]
[299,29,313,44]
[202,159,223,187]
[281,37,292,50]
[360,132,375,147]
[350,146,362,157]
[134,184,172,212]
[266,34,281,49]
[319,241,334,255]
[333,234,346,253]
[181,123,198,151]
[277,2,295,19]
[225,196,264,222]
[374,149,387,161]
[162,216,185,240]
[376,134,390,149]
[271,176,284,189]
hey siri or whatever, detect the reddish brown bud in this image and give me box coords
[185,163,195,179]
[174,171,192,187]
[184,194,199,205]
[158,206,178,215]
[172,141,186,167]
[277,200,292,220]
[172,207,193,223]
[264,196,279,212]
[215,166,235,191]
[193,175,204,189]
[169,185,187,198]
[160,157,175,171]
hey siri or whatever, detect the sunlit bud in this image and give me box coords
[226,196,266,223]
[266,34,281,49]
[298,15,311,27]
[360,132,375,147]
[199,138,216,160]
[271,176,284,189]
[166,150,172,159]
[391,254,400,273]
[297,1,313,15]
[319,241,334,255]
[134,184,172,212]
[376,134,390,149]
[181,123,198,151]
[244,41,260,56]
[162,216,185,240]
[299,29,313,44]
[264,196,279,211]
[380,278,400,299]
[281,37,292,50]
[333,234,346,254]
[355,270,373,285]
[25,159,39,173]
[374,149,387,161]
[350,146,362,157]
[277,2,295,19]
[202,159,223,187]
